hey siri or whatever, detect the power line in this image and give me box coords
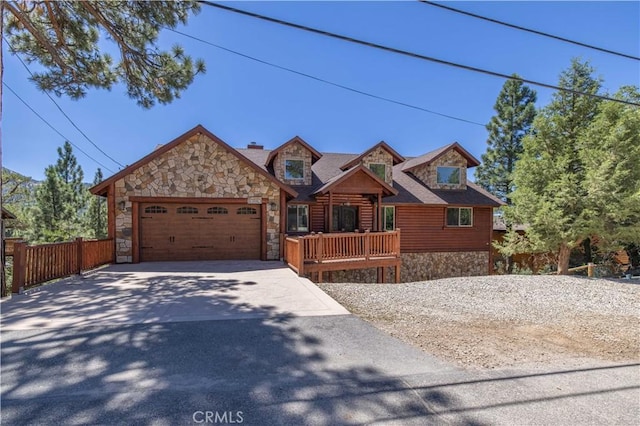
[2,38,126,168]
[419,1,640,61]
[3,82,115,174]
[168,28,485,127]
[198,1,640,107]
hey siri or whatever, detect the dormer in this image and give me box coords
[402,142,480,190]
[265,136,322,186]
[339,141,404,186]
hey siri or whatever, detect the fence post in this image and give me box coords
[298,236,305,276]
[317,233,324,263]
[76,237,83,274]
[12,242,26,294]
[587,262,594,278]
[364,230,370,260]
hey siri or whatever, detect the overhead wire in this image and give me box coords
[2,38,126,168]
[197,1,640,107]
[419,1,640,61]
[167,28,485,127]
[3,82,116,173]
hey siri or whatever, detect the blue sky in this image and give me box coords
[3,1,639,181]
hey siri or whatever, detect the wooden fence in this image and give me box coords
[12,238,114,293]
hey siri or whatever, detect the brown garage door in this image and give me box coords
[140,203,261,261]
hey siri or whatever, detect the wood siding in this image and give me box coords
[396,205,491,252]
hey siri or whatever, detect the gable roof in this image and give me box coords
[402,142,480,172]
[339,141,405,171]
[90,125,297,198]
[2,207,16,220]
[313,164,398,196]
[265,136,322,168]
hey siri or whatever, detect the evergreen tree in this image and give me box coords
[475,74,537,204]
[87,169,107,239]
[31,142,86,242]
[2,0,205,108]
[508,59,603,274]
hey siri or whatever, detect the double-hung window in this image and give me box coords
[287,205,309,232]
[446,207,473,227]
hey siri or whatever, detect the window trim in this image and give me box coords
[369,163,386,181]
[287,204,309,233]
[382,205,395,231]
[436,166,462,185]
[284,158,305,180]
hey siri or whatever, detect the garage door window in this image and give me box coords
[177,206,198,214]
[144,205,167,214]
[237,207,257,215]
[207,207,228,214]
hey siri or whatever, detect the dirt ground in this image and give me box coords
[320,275,640,369]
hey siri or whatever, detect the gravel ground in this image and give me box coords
[319,275,640,369]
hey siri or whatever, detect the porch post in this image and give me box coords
[328,191,333,232]
[377,191,382,231]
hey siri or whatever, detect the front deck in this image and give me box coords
[283,230,401,283]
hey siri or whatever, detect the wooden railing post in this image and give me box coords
[298,236,305,276]
[317,233,324,263]
[364,230,370,260]
[12,242,26,294]
[76,237,83,274]
[395,229,401,257]
[588,262,594,278]
[283,234,288,262]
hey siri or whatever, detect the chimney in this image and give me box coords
[247,141,264,150]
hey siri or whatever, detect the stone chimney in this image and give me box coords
[247,141,264,150]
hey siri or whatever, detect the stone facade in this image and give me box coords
[360,147,394,185]
[273,141,313,186]
[326,251,489,283]
[411,149,468,190]
[113,133,281,262]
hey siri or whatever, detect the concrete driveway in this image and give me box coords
[0,261,348,330]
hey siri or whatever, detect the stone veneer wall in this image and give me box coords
[326,251,489,283]
[411,149,467,190]
[361,147,394,185]
[273,142,313,186]
[114,133,281,262]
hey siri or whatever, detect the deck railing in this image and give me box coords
[284,230,400,277]
[12,238,114,293]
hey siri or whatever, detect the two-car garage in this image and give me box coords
[139,202,262,262]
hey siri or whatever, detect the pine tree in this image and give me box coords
[509,59,602,274]
[475,74,537,204]
[2,1,205,108]
[31,142,86,242]
[87,169,107,239]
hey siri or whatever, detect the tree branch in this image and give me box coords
[43,0,65,48]
[4,1,68,71]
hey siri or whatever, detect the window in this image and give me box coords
[437,166,461,185]
[446,207,473,227]
[287,205,309,232]
[207,207,228,214]
[177,206,198,214]
[144,205,167,214]
[332,206,358,232]
[369,163,386,180]
[285,159,304,180]
[382,206,395,231]
[237,207,257,215]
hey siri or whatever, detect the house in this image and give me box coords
[90,125,503,282]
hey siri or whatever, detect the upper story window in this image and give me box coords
[382,206,395,231]
[446,207,473,227]
[285,159,304,180]
[369,163,386,181]
[437,167,461,185]
[287,205,309,232]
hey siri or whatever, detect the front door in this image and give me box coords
[332,206,359,232]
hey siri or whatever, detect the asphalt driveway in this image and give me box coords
[1,261,348,330]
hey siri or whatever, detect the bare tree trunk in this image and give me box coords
[557,243,571,275]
